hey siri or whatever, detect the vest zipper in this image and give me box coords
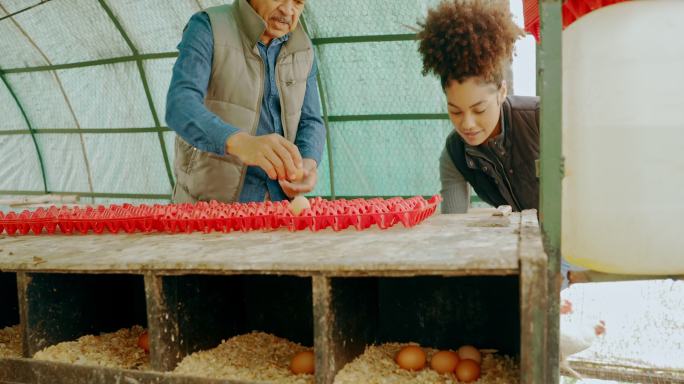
[234,51,265,201]
[491,155,522,211]
[275,54,290,141]
[254,55,265,136]
[467,151,522,210]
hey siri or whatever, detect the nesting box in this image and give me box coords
[0,211,549,383]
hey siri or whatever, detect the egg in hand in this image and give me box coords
[290,195,310,216]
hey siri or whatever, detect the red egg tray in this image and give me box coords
[0,195,442,236]
[523,0,629,42]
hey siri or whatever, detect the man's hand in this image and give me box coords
[226,132,303,180]
[279,159,318,198]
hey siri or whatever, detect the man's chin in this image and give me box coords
[267,25,291,37]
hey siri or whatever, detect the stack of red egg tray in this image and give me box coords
[0,195,442,235]
[523,0,629,42]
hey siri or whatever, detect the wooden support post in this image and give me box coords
[313,276,377,384]
[538,0,563,380]
[16,272,30,358]
[144,273,182,371]
[313,275,335,384]
[519,210,548,383]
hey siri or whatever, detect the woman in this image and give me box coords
[417,0,539,214]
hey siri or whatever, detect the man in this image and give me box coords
[166,0,325,203]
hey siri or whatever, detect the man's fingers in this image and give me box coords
[280,178,314,194]
[246,135,306,182]
[262,149,287,180]
[282,139,303,169]
[277,179,296,199]
[271,142,299,181]
[257,158,277,180]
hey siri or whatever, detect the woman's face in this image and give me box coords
[445,77,507,146]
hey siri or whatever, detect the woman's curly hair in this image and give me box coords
[417,0,524,88]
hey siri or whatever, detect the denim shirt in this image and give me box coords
[166,12,325,202]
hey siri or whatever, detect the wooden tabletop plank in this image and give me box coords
[0,213,522,276]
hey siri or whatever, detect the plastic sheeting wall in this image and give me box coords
[0,0,530,205]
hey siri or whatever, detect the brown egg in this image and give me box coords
[430,350,459,374]
[290,196,310,216]
[137,331,149,353]
[455,359,481,382]
[290,350,315,374]
[395,345,426,371]
[458,345,482,364]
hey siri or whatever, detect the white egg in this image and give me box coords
[290,196,310,216]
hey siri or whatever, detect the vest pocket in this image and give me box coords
[184,151,244,202]
[174,136,200,174]
[174,136,244,203]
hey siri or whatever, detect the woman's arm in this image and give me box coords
[439,147,470,213]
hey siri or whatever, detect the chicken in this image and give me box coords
[560,299,606,379]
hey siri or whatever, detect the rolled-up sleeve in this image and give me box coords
[165,12,241,156]
[439,147,469,213]
[294,58,326,166]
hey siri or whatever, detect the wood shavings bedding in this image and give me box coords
[0,325,22,358]
[32,325,149,370]
[173,331,313,384]
[334,343,519,384]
